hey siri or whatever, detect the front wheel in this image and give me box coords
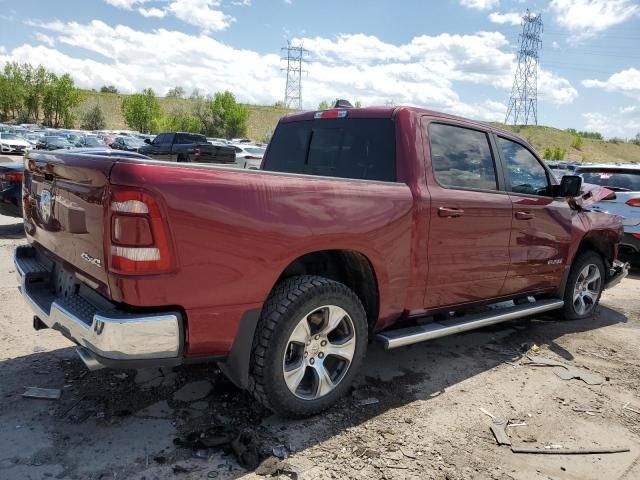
[561,250,605,320]
[248,276,368,417]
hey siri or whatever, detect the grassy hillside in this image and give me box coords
[74,92,640,162]
[74,91,290,142]
[494,124,640,163]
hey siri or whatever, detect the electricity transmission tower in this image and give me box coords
[282,41,308,110]
[505,10,543,125]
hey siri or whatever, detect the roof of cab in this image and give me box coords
[280,105,520,139]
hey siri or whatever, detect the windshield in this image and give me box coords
[246,147,266,156]
[578,169,640,191]
[124,138,143,146]
[51,138,71,146]
[1,133,19,140]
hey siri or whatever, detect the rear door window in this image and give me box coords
[428,123,497,190]
[263,118,396,182]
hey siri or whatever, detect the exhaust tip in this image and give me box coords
[75,346,105,371]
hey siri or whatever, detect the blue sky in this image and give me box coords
[0,0,639,138]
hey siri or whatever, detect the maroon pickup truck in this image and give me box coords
[16,106,628,416]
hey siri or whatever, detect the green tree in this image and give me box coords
[41,73,81,127]
[631,133,640,146]
[318,100,331,110]
[22,64,47,122]
[81,104,107,130]
[153,111,203,133]
[543,147,553,160]
[211,91,249,138]
[570,135,583,150]
[0,62,25,119]
[121,88,161,133]
[100,85,119,94]
[166,86,185,98]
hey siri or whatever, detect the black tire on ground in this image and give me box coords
[177,154,189,162]
[248,275,368,417]
[560,250,605,320]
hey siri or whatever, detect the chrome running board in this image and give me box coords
[377,299,564,350]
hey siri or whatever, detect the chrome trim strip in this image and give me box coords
[377,299,564,350]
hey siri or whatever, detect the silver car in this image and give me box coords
[576,164,640,262]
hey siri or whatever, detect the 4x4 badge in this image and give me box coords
[81,252,102,268]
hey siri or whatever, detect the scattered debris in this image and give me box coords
[531,344,540,353]
[173,380,213,402]
[172,464,202,474]
[22,387,61,400]
[623,402,640,415]
[113,373,128,380]
[175,425,237,449]
[511,446,630,455]
[357,397,380,406]
[480,408,511,446]
[525,355,603,385]
[272,444,289,459]
[255,456,294,476]
[507,422,528,428]
[231,431,261,470]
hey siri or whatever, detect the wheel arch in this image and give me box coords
[275,249,380,332]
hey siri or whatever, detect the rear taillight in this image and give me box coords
[194,148,201,158]
[0,172,23,182]
[626,198,640,207]
[633,233,640,240]
[108,188,173,274]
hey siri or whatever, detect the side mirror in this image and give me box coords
[144,138,151,144]
[559,175,582,197]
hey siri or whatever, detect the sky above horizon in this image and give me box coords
[0,0,639,138]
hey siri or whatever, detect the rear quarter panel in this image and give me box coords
[109,162,414,355]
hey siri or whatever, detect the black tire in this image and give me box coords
[248,275,368,417]
[560,250,605,320]
[177,154,189,163]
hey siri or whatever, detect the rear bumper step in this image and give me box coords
[15,245,183,370]
[376,299,564,350]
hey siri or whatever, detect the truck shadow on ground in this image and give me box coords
[0,305,629,479]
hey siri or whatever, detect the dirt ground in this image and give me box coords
[1,210,640,480]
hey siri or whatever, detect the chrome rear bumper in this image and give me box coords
[15,245,183,370]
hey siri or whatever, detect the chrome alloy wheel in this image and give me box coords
[282,305,356,400]
[573,263,602,315]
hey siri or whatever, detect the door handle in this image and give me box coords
[515,211,535,220]
[438,207,465,218]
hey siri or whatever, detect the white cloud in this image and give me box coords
[550,0,640,41]
[488,12,522,25]
[104,0,149,10]
[552,41,560,49]
[460,0,499,11]
[583,108,640,139]
[34,32,55,47]
[166,0,234,31]
[138,7,166,18]
[3,19,577,122]
[582,68,640,100]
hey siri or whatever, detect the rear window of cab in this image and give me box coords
[263,118,397,182]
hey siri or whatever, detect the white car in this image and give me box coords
[0,133,32,155]
[232,144,266,169]
[576,164,640,264]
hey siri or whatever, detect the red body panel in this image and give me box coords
[22,107,624,358]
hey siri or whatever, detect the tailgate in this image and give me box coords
[24,151,115,293]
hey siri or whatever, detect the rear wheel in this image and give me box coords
[561,250,605,320]
[248,276,367,417]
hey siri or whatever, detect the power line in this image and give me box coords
[505,10,543,126]
[281,41,308,110]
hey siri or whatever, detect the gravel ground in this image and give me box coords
[1,212,639,480]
